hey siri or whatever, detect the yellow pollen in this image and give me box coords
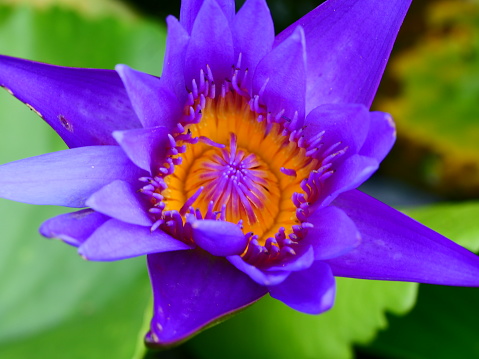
[162,92,318,243]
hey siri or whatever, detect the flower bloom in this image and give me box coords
[1,0,479,347]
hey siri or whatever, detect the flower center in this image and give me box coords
[160,91,319,243]
[184,136,281,237]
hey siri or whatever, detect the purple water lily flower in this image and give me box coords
[1,0,479,347]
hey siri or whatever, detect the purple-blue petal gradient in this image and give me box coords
[329,190,479,286]
[162,16,190,101]
[85,180,152,226]
[113,126,170,172]
[79,219,192,261]
[269,261,336,314]
[304,206,361,260]
[233,0,275,87]
[319,154,379,207]
[191,220,248,256]
[276,0,412,112]
[359,111,396,163]
[227,255,291,286]
[253,26,307,125]
[146,250,267,347]
[115,65,182,130]
[303,104,370,155]
[266,245,315,272]
[0,146,144,207]
[185,0,234,85]
[180,0,235,34]
[228,246,314,286]
[40,209,109,247]
[0,55,140,148]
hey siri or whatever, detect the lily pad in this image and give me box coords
[377,0,479,198]
[185,279,417,359]
[366,284,479,359]
[0,3,166,358]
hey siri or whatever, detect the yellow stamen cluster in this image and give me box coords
[162,92,318,243]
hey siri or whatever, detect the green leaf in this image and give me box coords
[0,5,166,73]
[6,0,138,20]
[363,200,479,359]
[186,279,417,359]
[364,284,479,359]
[0,4,166,358]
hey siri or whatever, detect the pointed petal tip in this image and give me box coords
[253,22,307,123]
[0,146,141,207]
[85,180,152,227]
[234,0,274,75]
[185,0,234,85]
[290,24,306,43]
[331,190,479,287]
[39,209,109,247]
[0,55,140,147]
[111,130,124,143]
[114,63,127,72]
[115,64,181,129]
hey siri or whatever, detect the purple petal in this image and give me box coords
[304,206,361,260]
[266,245,315,272]
[228,246,314,286]
[162,16,190,101]
[253,26,306,125]
[0,55,140,148]
[0,146,143,207]
[79,219,191,261]
[233,0,274,82]
[303,104,370,154]
[359,111,396,163]
[276,0,411,111]
[191,220,248,256]
[113,126,170,172]
[39,209,108,247]
[329,190,479,286]
[227,255,291,286]
[180,0,235,34]
[269,261,336,314]
[319,154,378,207]
[86,180,152,226]
[146,250,267,347]
[184,0,234,86]
[115,65,182,130]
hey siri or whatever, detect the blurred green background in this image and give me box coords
[1,0,479,358]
